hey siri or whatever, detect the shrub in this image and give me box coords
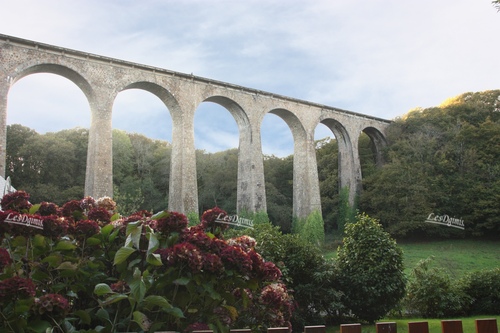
[234,221,343,331]
[403,257,465,318]
[336,213,406,323]
[0,191,293,332]
[459,267,500,315]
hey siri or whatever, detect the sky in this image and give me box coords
[1,0,499,157]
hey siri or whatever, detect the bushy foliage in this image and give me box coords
[403,257,466,318]
[459,267,500,315]
[292,210,325,247]
[0,191,293,332]
[232,221,343,331]
[361,90,500,238]
[336,213,406,323]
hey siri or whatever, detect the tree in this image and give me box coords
[493,0,500,12]
[336,213,406,323]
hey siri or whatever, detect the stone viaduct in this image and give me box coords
[0,34,391,218]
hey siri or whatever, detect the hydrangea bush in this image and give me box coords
[0,191,293,333]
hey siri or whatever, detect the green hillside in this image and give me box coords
[400,239,500,276]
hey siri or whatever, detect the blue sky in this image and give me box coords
[1,0,499,156]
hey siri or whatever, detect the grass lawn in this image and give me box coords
[325,316,500,333]
[398,239,500,276]
[324,238,500,277]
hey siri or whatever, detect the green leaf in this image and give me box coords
[114,247,136,265]
[86,236,101,246]
[151,210,169,220]
[11,235,27,247]
[29,203,41,214]
[133,311,151,331]
[109,227,121,243]
[26,319,51,333]
[56,261,78,270]
[55,240,77,251]
[147,253,163,266]
[126,223,142,249]
[94,283,114,296]
[164,306,185,318]
[130,267,147,304]
[73,310,92,325]
[99,293,128,306]
[110,212,121,222]
[96,308,110,322]
[100,223,114,237]
[33,234,46,248]
[146,231,159,257]
[142,295,172,310]
[173,277,190,286]
[41,254,62,267]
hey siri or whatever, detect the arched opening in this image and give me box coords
[194,100,239,214]
[361,126,387,170]
[112,87,173,214]
[6,72,90,204]
[314,123,338,234]
[261,112,295,232]
[315,118,354,237]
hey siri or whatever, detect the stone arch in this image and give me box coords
[203,96,250,134]
[319,117,355,191]
[197,95,265,214]
[120,81,182,117]
[362,126,387,167]
[265,108,320,219]
[10,63,94,102]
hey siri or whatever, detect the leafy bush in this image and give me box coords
[403,257,465,318]
[292,210,325,247]
[459,267,500,315]
[0,191,293,332]
[233,221,343,331]
[336,213,406,323]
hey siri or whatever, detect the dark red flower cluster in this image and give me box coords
[38,202,59,216]
[181,227,214,251]
[42,216,69,240]
[0,248,12,271]
[201,206,228,230]
[259,283,294,316]
[0,276,36,302]
[74,219,100,239]
[96,197,116,212]
[259,282,294,328]
[214,306,233,326]
[184,322,210,333]
[80,196,96,212]
[157,211,188,235]
[110,280,130,293]
[220,245,253,274]
[87,207,112,223]
[0,190,32,212]
[157,242,203,272]
[33,293,71,319]
[0,210,12,235]
[61,200,84,219]
[201,252,224,274]
[227,235,256,252]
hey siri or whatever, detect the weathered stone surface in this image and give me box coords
[0,34,391,217]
